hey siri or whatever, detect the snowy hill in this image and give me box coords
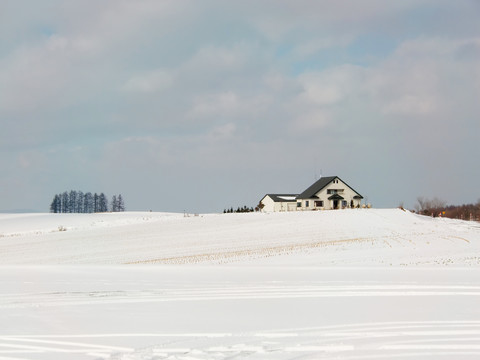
[1,208,479,265]
[2,209,480,360]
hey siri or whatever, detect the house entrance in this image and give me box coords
[333,200,339,209]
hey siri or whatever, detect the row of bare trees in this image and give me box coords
[414,196,447,214]
[414,196,480,220]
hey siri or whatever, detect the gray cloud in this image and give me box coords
[1,1,479,212]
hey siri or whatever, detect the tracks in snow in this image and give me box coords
[2,283,480,309]
[2,267,480,359]
[2,321,480,359]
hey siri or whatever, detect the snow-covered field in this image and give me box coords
[1,209,479,266]
[1,209,480,359]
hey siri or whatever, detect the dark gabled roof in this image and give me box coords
[263,194,298,203]
[296,176,337,199]
[296,176,363,200]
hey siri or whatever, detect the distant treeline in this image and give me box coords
[50,190,125,213]
[224,206,255,213]
[444,203,480,221]
[414,196,480,221]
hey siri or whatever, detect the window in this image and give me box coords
[327,189,344,194]
[305,201,309,207]
[297,202,301,208]
[342,201,347,208]
[315,201,324,207]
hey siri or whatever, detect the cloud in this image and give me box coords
[122,70,174,93]
[382,95,435,116]
[368,37,480,123]
[188,92,241,119]
[297,65,365,106]
[0,1,479,212]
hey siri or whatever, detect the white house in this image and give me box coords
[259,176,364,212]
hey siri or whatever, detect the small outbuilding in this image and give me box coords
[259,194,298,212]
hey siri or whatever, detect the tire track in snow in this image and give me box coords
[2,284,480,308]
[6,321,479,360]
[253,321,480,359]
[118,321,480,359]
[0,335,133,359]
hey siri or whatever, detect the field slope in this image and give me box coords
[0,208,479,265]
[1,209,480,359]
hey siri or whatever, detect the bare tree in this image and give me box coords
[415,196,446,216]
[415,196,426,213]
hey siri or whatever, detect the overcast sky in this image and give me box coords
[1,1,479,213]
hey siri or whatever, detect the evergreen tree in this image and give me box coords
[93,193,99,213]
[117,194,125,212]
[76,191,84,213]
[99,193,108,212]
[69,190,77,213]
[111,195,117,212]
[50,195,60,213]
[84,192,93,213]
[61,191,69,213]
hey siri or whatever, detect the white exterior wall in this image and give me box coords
[297,199,315,211]
[260,196,276,212]
[298,178,362,211]
[287,203,297,211]
[260,196,296,212]
[273,201,294,212]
